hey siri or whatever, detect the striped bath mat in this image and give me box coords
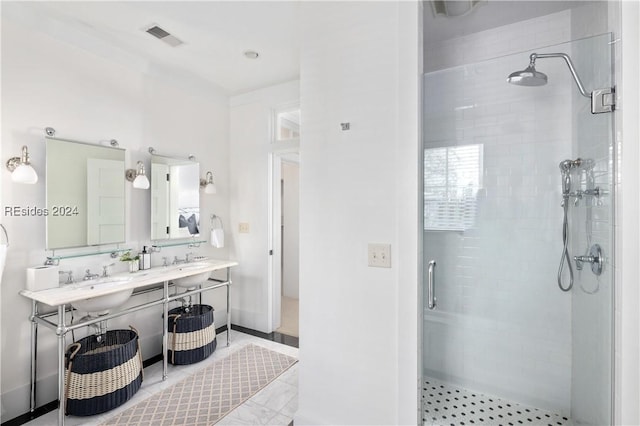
[101,344,297,425]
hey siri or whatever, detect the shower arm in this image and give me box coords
[530,53,590,98]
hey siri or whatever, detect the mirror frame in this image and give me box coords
[150,154,200,241]
[45,137,126,250]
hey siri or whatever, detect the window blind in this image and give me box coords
[424,144,483,231]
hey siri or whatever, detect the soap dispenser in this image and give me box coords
[141,246,151,270]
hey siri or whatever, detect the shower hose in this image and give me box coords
[557,199,574,291]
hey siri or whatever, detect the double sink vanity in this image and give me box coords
[20,258,238,426]
[18,131,237,425]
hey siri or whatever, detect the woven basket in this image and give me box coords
[64,328,143,416]
[167,304,217,365]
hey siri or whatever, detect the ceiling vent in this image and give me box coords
[144,24,183,47]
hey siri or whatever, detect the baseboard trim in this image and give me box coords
[231,324,299,348]
[1,400,58,426]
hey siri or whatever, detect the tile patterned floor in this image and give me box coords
[423,377,573,426]
[24,330,298,426]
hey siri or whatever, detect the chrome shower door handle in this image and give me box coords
[428,260,437,310]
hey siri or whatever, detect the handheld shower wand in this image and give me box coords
[557,159,582,291]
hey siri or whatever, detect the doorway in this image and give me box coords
[278,159,299,337]
[269,105,300,337]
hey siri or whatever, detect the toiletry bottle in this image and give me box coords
[141,246,151,270]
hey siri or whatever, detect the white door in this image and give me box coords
[151,163,170,239]
[87,158,125,245]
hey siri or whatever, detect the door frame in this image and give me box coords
[267,103,300,333]
[268,148,300,332]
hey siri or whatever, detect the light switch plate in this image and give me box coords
[239,222,250,233]
[368,243,391,268]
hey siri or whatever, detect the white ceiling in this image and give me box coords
[5,1,598,96]
[6,1,301,96]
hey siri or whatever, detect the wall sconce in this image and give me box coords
[200,171,217,194]
[6,145,38,184]
[125,161,150,189]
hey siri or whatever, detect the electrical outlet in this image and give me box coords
[238,222,250,233]
[368,243,391,268]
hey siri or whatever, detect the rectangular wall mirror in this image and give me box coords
[46,137,126,249]
[150,154,200,240]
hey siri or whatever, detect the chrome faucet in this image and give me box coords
[83,269,100,281]
[102,263,115,278]
[172,256,186,265]
[185,252,194,263]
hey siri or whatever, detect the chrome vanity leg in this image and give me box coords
[162,280,169,381]
[226,268,231,347]
[29,300,38,412]
[57,305,66,426]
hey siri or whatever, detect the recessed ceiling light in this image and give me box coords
[244,50,259,59]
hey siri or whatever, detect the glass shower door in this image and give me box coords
[422,32,614,426]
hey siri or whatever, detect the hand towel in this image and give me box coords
[210,229,224,248]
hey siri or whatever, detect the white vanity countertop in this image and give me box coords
[19,259,238,307]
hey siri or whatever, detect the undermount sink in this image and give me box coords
[172,263,213,288]
[70,276,134,315]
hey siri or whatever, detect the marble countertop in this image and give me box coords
[19,258,238,307]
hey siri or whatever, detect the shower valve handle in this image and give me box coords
[574,255,595,269]
[573,244,603,276]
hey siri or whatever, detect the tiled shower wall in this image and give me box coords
[423,4,614,419]
[423,49,573,415]
[569,31,614,426]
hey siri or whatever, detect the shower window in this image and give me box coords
[424,143,483,231]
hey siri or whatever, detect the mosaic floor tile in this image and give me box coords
[423,377,573,426]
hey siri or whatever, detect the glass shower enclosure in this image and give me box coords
[422,33,615,425]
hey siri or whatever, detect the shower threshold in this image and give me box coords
[422,377,573,426]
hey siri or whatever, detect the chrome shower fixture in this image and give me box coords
[507,52,615,114]
[559,158,582,206]
[557,159,577,292]
[556,158,604,292]
[506,55,548,87]
[559,158,583,172]
[574,244,604,276]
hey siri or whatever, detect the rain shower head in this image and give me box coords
[507,52,615,114]
[506,64,548,87]
[507,52,591,97]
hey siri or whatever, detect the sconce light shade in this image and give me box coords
[200,171,217,194]
[133,174,150,189]
[125,161,150,190]
[204,183,216,194]
[6,145,38,184]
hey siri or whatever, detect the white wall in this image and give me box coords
[296,2,420,424]
[616,1,640,424]
[0,9,230,421]
[228,81,299,333]
[282,161,299,300]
